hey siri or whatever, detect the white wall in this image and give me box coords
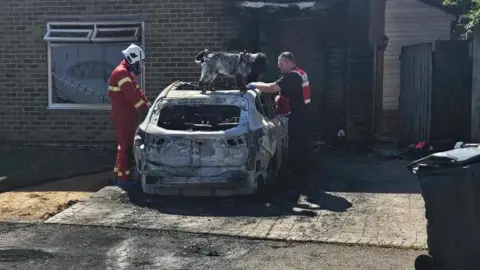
[384,0,455,110]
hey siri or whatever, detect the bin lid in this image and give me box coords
[408,146,480,171]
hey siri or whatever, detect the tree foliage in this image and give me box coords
[443,0,480,28]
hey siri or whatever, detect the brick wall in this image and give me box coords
[0,0,238,147]
[320,0,383,143]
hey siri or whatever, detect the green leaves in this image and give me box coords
[443,0,480,28]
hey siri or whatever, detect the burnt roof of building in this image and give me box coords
[235,1,316,9]
[234,0,459,15]
[231,0,343,18]
[233,0,459,21]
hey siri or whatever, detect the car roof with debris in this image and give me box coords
[165,89,259,99]
[158,81,261,103]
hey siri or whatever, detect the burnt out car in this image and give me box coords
[133,81,289,196]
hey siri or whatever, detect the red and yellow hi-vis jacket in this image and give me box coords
[108,60,150,115]
[275,94,291,115]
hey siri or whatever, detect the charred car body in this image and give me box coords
[133,81,289,196]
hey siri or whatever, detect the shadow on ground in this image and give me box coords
[315,147,421,194]
[128,184,353,218]
[127,143,418,218]
[0,147,115,192]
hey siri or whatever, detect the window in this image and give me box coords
[43,21,144,110]
[255,92,276,119]
[262,93,276,119]
[255,95,266,117]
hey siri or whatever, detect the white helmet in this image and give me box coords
[122,44,145,65]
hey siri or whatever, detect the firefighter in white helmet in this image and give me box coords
[107,44,151,189]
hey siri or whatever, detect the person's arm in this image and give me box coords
[251,82,281,94]
[248,73,292,94]
[135,83,151,108]
[116,70,150,110]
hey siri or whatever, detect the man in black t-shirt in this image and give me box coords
[247,52,312,190]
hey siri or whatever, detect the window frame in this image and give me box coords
[91,25,141,43]
[254,92,276,120]
[254,95,267,118]
[44,29,94,42]
[262,93,277,119]
[44,21,145,110]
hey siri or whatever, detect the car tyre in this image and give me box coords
[130,167,145,195]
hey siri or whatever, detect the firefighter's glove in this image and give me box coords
[246,83,257,90]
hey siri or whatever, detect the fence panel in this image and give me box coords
[398,42,433,145]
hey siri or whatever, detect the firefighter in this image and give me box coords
[108,43,151,189]
[247,51,312,190]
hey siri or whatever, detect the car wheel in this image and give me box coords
[130,167,145,194]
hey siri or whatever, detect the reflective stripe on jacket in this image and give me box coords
[291,66,311,105]
[108,59,150,111]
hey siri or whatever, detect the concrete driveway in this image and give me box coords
[45,148,427,249]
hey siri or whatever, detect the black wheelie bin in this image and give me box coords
[408,145,480,270]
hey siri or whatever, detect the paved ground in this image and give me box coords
[46,148,428,249]
[0,222,423,269]
[0,146,115,192]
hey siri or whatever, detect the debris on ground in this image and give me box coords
[311,140,329,153]
[40,200,81,220]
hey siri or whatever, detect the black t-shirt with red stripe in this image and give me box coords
[275,69,307,114]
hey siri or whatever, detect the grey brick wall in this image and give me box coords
[0,0,238,147]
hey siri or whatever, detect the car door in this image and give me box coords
[254,95,275,161]
[278,113,288,158]
[267,94,288,168]
[272,95,289,160]
[257,93,283,169]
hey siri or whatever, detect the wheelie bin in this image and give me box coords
[408,145,480,270]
